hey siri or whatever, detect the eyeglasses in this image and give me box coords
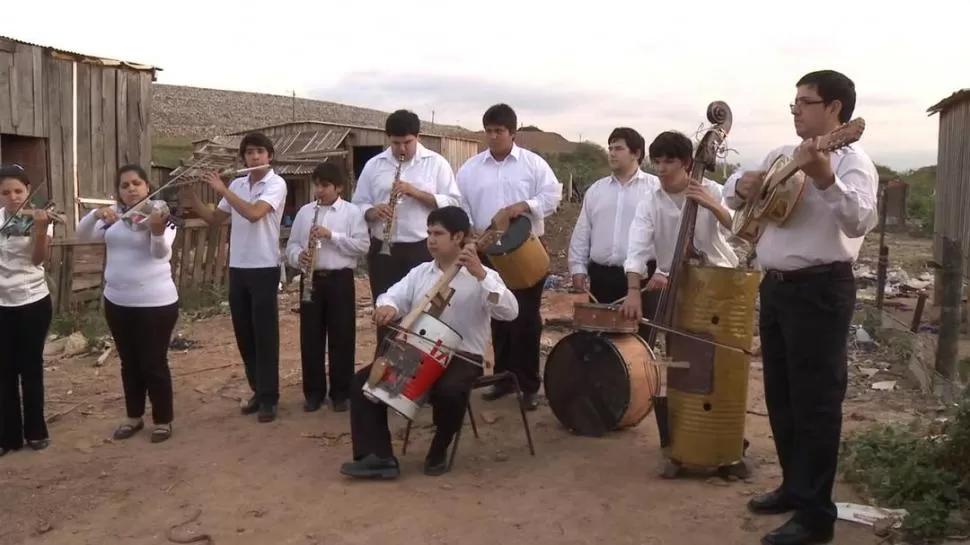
[789,99,825,113]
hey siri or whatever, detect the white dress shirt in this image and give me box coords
[723,142,878,271]
[376,261,519,357]
[352,144,462,243]
[285,198,370,271]
[456,144,563,236]
[568,170,660,275]
[76,205,179,307]
[0,211,53,307]
[624,178,739,277]
[217,169,288,269]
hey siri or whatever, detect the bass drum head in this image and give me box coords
[543,331,632,437]
[485,215,531,256]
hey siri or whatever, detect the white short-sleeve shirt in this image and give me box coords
[0,210,54,307]
[217,169,288,268]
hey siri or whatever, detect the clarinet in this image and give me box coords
[301,201,323,303]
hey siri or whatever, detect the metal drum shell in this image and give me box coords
[572,302,639,334]
[484,215,550,290]
[666,264,760,469]
[543,331,661,437]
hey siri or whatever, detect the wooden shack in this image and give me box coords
[175,120,482,224]
[927,89,970,300]
[0,35,159,233]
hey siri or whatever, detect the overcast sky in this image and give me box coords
[4,0,967,171]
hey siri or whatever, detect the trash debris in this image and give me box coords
[871,380,897,391]
[836,502,907,532]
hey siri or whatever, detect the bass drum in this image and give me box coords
[543,331,661,437]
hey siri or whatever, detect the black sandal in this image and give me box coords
[27,439,50,451]
[113,421,144,440]
[150,424,172,444]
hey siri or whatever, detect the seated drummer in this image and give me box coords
[340,205,519,479]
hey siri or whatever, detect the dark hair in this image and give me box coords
[427,205,471,238]
[648,131,693,164]
[608,127,646,165]
[311,162,344,187]
[385,110,421,137]
[796,70,856,123]
[482,104,517,132]
[239,132,275,159]
[116,164,153,204]
[0,163,30,188]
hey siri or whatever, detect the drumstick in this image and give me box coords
[567,287,599,304]
[637,318,753,356]
[608,284,650,306]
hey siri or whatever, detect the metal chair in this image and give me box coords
[401,371,537,470]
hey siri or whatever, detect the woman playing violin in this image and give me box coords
[76,164,180,444]
[0,164,54,456]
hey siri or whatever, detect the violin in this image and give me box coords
[0,201,65,238]
[103,199,181,232]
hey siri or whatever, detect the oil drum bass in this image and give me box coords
[362,313,463,421]
[483,215,550,290]
[543,331,661,437]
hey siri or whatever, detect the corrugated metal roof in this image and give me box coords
[171,128,351,178]
[0,35,161,74]
[217,120,481,143]
[927,88,970,116]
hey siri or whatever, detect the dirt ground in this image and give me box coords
[0,215,950,545]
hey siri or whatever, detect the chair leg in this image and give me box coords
[447,418,464,470]
[507,375,536,456]
[467,401,480,439]
[402,421,412,455]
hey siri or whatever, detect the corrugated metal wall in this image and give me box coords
[933,100,970,273]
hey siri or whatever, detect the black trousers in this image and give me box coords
[366,237,432,351]
[587,261,659,339]
[0,296,52,450]
[480,250,546,394]
[350,351,483,460]
[228,267,281,405]
[299,268,357,403]
[759,262,856,528]
[104,298,180,425]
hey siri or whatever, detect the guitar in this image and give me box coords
[731,118,867,243]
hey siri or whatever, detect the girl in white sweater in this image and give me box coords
[0,164,54,456]
[77,164,179,444]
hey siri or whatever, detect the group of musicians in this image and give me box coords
[0,69,878,545]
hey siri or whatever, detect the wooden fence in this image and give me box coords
[47,220,292,312]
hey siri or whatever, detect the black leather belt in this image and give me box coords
[765,261,852,282]
[313,268,352,277]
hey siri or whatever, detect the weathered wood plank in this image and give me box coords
[115,70,128,166]
[31,46,44,135]
[126,72,143,166]
[101,69,117,197]
[12,43,37,136]
[138,72,152,168]
[88,65,106,197]
[0,50,13,133]
[55,60,76,232]
[76,63,93,201]
[44,57,64,230]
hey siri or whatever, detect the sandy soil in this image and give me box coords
[0,270,934,545]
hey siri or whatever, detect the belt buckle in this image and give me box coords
[316,269,330,277]
[768,270,785,282]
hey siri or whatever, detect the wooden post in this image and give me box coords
[935,236,963,379]
[875,181,889,314]
[566,173,574,201]
[910,291,928,333]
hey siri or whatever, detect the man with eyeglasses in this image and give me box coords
[723,70,878,545]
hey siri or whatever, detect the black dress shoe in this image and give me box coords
[761,518,833,545]
[340,454,400,479]
[257,403,277,423]
[240,396,259,415]
[521,392,539,411]
[481,385,512,401]
[303,398,323,412]
[424,454,449,476]
[748,488,797,515]
[27,438,50,451]
[331,399,349,413]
